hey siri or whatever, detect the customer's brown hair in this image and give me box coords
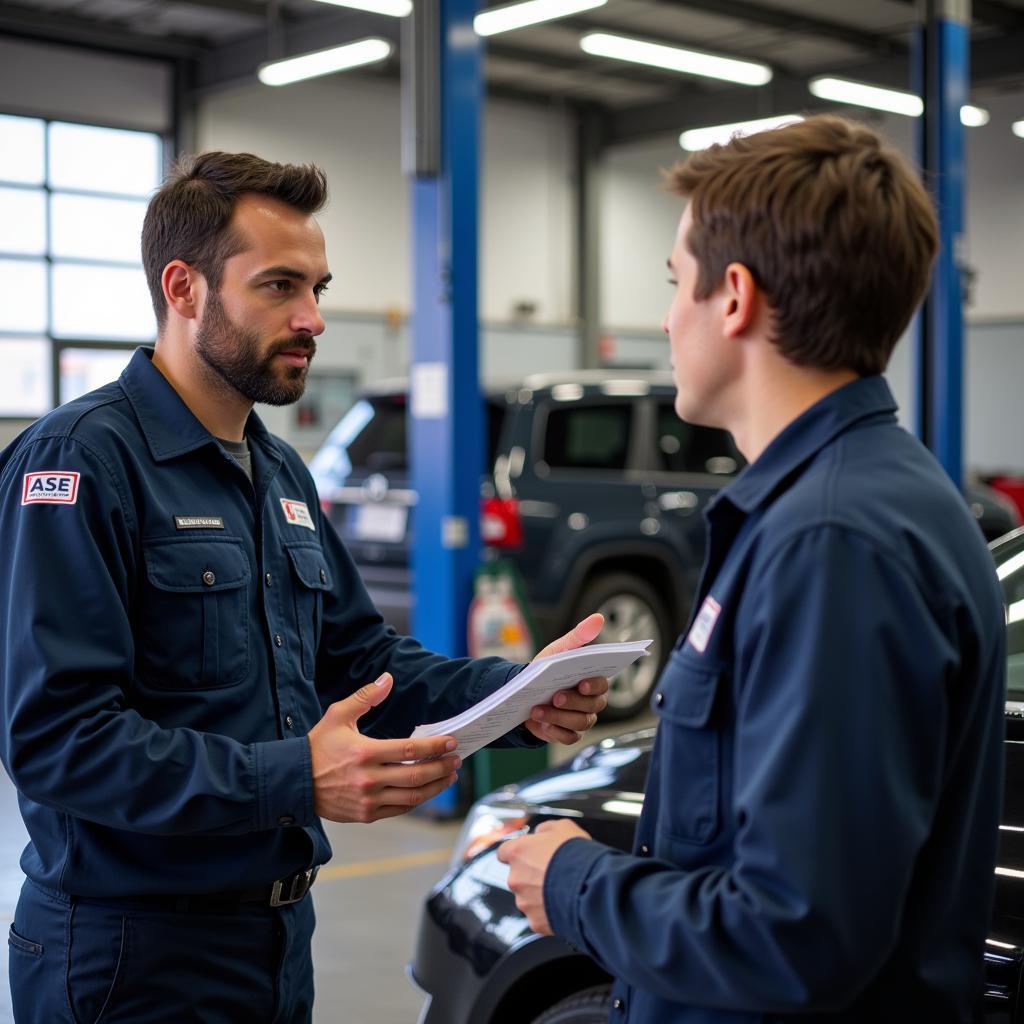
[666,115,938,375]
[142,151,328,328]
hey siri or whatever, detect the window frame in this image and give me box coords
[0,110,165,419]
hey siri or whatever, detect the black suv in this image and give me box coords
[309,371,1018,720]
[309,372,744,720]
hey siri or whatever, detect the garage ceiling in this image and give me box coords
[1,0,1023,142]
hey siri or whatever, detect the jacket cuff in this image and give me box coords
[543,837,615,952]
[253,737,314,831]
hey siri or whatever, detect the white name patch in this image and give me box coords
[686,595,721,654]
[22,471,80,506]
[280,498,315,531]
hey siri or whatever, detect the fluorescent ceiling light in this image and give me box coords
[309,0,412,15]
[258,38,392,86]
[680,113,805,150]
[960,104,989,127]
[809,76,923,116]
[1012,120,1024,139]
[580,32,772,87]
[475,0,606,37]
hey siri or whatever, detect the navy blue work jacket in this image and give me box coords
[0,348,533,898]
[544,376,1006,1023]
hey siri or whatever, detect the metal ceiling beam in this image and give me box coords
[486,37,703,89]
[0,1,203,60]
[604,26,1024,146]
[890,0,1024,33]
[651,0,907,58]
[606,70,832,145]
[972,0,1024,33]
[194,7,400,91]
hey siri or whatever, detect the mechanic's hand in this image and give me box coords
[525,613,610,745]
[308,673,461,823]
[498,819,592,935]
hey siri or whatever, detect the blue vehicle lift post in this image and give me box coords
[914,0,970,488]
[403,0,545,809]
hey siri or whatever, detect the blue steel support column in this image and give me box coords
[914,0,969,488]
[408,0,482,658]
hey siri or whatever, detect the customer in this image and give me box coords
[500,115,1006,1023]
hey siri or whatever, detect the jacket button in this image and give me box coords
[655,692,664,706]
[639,844,650,856]
[319,568,327,584]
[278,815,294,826]
[612,997,625,1011]
[285,715,294,729]
[202,570,216,586]
[274,634,283,647]
[265,573,272,587]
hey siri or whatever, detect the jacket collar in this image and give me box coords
[119,347,277,462]
[718,375,899,515]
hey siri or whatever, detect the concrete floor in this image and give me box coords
[0,712,652,1023]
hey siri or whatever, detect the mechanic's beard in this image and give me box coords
[195,291,316,406]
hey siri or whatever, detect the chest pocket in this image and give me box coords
[652,650,726,846]
[284,542,331,680]
[138,539,251,690]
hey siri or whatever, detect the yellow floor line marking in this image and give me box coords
[318,848,451,881]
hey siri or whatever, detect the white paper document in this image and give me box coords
[410,640,652,759]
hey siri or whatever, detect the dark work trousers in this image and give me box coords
[8,879,316,1023]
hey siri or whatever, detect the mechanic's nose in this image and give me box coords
[293,295,326,337]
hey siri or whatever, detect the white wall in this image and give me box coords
[0,37,171,133]
[196,78,575,325]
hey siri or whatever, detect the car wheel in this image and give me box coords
[530,984,612,1024]
[571,572,671,721]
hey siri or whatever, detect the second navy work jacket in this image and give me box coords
[0,348,533,898]
[544,376,1006,1023]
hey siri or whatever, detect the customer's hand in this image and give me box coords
[524,613,610,745]
[498,819,593,935]
[308,674,460,823]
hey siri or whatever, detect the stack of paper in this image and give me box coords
[411,640,652,758]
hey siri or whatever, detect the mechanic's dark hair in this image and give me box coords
[142,151,328,328]
[666,115,938,375]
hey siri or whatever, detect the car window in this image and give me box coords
[543,402,633,473]
[309,394,506,488]
[998,534,1024,701]
[656,403,744,476]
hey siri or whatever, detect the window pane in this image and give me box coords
[52,264,156,340]
[656,404,743,475]
[0,188,46,256]
[0,259,48,332]
[544,403,633,472]
[0,115,45,185]
[51,193,147,263]
[48,123,161,197]
[0,337,50,416]
[59,347,135,404]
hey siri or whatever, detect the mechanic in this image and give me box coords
[0,151,608,1023]
[499,115,1006,1023]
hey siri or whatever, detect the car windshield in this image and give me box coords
[997,531,1024,701]
[309,393,506,493]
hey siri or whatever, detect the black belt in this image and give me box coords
[97,867,320,913]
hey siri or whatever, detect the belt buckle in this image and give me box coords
[269,866,317,907]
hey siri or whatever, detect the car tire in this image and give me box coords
[530,984,612,1024]
[570,572,672,721]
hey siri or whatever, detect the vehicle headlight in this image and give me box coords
[449,799,530,872]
